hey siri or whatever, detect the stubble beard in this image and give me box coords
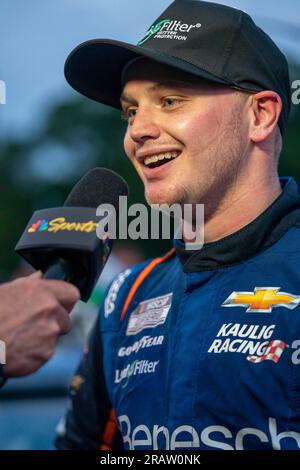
[198,108,247,223]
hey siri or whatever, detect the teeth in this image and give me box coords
[144,152,179,166]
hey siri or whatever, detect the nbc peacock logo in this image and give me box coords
[28,219,49,233]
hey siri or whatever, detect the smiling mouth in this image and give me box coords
[142,151,181,169]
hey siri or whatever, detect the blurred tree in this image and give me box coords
[279,106,300,180]
[280,62,300,179]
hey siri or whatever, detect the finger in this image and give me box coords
[51,305,72,335]
[41,280,80,310]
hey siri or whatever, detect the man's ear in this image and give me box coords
[249,91,282,143]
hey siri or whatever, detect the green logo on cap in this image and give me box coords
[138,19,202,45]
[138,19,171,45]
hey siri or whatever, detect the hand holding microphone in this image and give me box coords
[1,168,128,379]
[0,272,79,377]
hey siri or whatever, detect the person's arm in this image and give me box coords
[55,318,123,450]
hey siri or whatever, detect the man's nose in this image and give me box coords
[129,107,160,143]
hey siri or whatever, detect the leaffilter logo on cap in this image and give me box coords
[138,19,170,45]
[138,18,201,45]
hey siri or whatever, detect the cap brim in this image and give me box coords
[64,39,231,109]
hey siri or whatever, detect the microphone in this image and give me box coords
[15,168,129,301]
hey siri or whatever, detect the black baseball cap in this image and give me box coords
[65,0,291,134]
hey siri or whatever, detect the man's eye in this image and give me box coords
[163,97,180,108]
[121,108,137,121]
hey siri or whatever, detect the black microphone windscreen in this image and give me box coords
[64,168,129,209]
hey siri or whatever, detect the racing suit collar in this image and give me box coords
[175,177,300,272]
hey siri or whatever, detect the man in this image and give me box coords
[56,1,300,450]
[0,271,80,384]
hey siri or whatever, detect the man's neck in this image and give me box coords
[183,173,282,245]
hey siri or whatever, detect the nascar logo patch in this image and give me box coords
[126,293,172,336]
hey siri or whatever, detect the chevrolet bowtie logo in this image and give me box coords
[222,287,300,313]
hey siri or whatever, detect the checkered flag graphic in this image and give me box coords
[247,340,286,364]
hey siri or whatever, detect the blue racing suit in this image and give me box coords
[56,177,300,450]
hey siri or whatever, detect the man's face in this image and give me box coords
[121,59,250,209]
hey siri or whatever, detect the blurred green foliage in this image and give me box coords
[1,64,300,280]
